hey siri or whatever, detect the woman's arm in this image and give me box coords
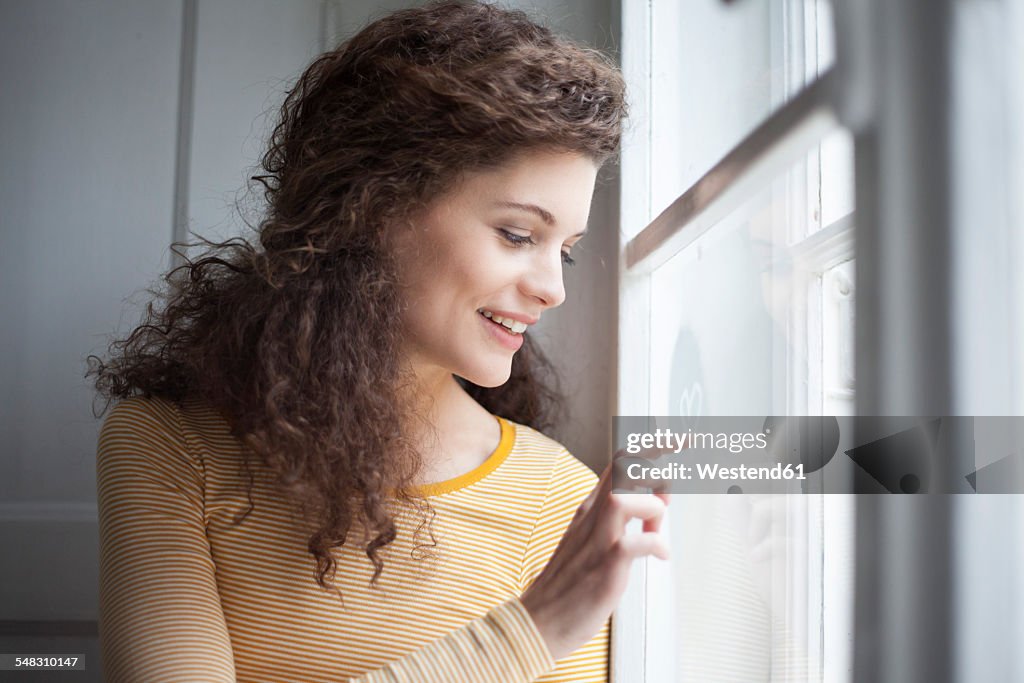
[97,398,237,682]
[97,399,555,683]
[349,598,555,682]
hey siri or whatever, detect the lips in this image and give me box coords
[478,310,528,334]
[478,310,525,350]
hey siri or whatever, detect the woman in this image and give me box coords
[91,2,668,681]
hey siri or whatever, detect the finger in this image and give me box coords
[617,530,670,562]
[643,503,667,534]
[643,490,673,533]
[597,492,666,540]
[643,515,661,534]
[583,451,671,525]
[612,457,673,494]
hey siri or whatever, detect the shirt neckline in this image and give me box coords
[411,416,514,498]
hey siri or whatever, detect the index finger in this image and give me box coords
[612,446,675,495]
[582,445,676,515]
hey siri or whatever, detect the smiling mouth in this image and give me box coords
[477,309,528,335]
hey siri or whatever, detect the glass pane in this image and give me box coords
[649,0,836,215]
[649,186,782,417]
[645,133,854,681]
[950,2,1024,679]
[819,131,855,231]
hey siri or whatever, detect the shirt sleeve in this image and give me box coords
[97,396,237,682]
[519,453,611,683]
[98,397,559,683]
[350,597,556,682]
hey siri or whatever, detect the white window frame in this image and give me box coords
[615,1,855,680]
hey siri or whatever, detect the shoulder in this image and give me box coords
[505,419,599,502]
[99,395,186,447]
[97,395,205,479]
[100,394,235,445]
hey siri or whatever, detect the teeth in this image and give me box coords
[478,309,528,335]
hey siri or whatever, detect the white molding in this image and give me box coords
[786,212,856,275]
[614,0,654,679]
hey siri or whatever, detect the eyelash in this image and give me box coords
[498,228,576,267]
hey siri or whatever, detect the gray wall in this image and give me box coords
[0,0,618,677]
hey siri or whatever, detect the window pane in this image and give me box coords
[644,136,854,681]
[649,0,835,215]
[950,1,1024,679]
[649,185,783,417]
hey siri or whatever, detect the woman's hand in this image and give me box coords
[520,455,670,661]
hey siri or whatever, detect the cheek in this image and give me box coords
[403,305,438,341]
[470,240,524,281]
[443,238,512,293]
[398,229,517,312]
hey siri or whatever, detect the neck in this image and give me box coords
[399,363,498,485]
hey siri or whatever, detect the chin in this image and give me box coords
[458,359,513,389]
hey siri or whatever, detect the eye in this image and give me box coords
[498,228,536,247]
[499,227,577,267]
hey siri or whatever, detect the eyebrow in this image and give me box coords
[492,201,587,237]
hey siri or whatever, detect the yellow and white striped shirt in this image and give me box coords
[97,396,609,682]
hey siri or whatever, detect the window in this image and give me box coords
[616,0,1024,681]
[617,2,854,679]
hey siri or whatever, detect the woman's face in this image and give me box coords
[393,149,598,387]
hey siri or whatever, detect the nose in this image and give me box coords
[520,249,566,309]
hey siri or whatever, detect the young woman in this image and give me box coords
[91,2,668,681]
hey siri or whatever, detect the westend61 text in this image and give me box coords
[626,462,807,481]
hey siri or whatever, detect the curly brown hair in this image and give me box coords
[88,0,626,595]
